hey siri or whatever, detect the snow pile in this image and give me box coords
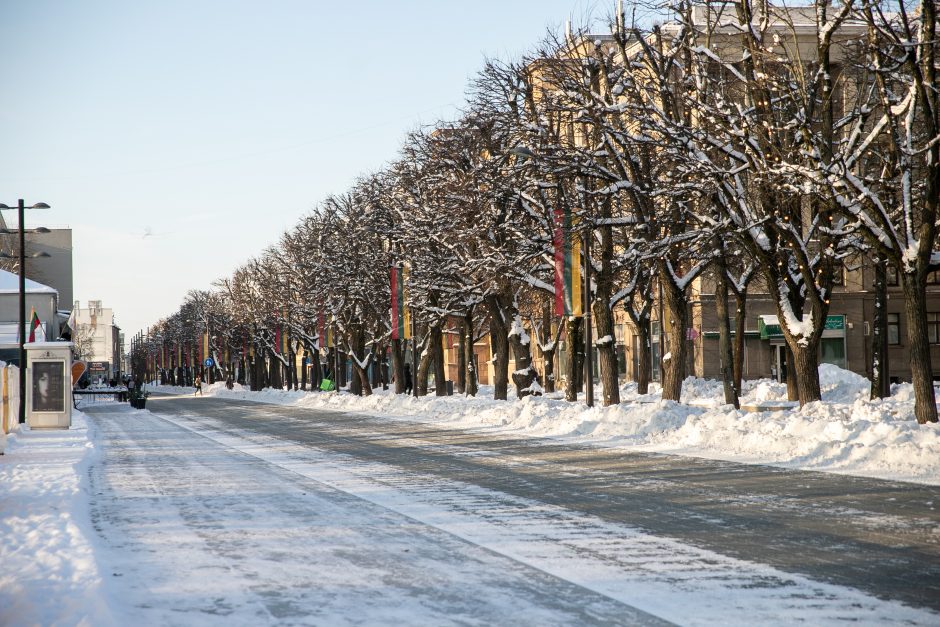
[154,365,940,485]
[0,412,113,626]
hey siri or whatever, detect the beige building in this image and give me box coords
[72,300,123,381]
[432,8,938,391]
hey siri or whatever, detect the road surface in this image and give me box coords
[83,394,940,625]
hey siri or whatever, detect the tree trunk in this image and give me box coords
[564,316,584,402]
[379,344,389,390]
[789,339,821,406]
[311,347,321,390]
[430,321,447,396]
[870,258,890,400]
[390,338,405,394]
[714,258,740,408]
[290,349,299,390]
[508,313,540,398]
[659,272,688,402]
[540,304,557,394]
[902,273,939,423]
[486,296,510,401]
[349,364,362,395]
[351,360,371,396]
[592,221,620,406]
[456,323,466,394]
[635,317,652,395]
[370,344,382,389]
[268,353,281,390]
[416,331,432,397]
[327,348,336,387]
[733,291,747,394]
[785,344,799,402]
[350,330,372,397]
[463,310,478,397]
[592,298,620,406]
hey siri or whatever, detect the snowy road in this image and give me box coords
[82,396,940,625]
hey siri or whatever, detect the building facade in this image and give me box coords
[72,300,123,382]
[0,269,59,366]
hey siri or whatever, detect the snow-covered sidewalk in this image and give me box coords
[0,411,114,626]
[162,364,940,485]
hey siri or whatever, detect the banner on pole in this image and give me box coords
[553,206,582,316]
[390,266,411,340]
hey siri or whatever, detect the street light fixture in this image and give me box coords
[0,199,51,424]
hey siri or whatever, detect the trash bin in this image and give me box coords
[446,380,454,396]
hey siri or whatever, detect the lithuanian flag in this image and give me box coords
[27,308,41,343]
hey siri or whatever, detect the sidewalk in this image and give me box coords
[0,411,113,626]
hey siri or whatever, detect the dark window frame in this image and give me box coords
[887,313,901,346]
[928,312,940,344]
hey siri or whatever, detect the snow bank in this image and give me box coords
[153,365,940,485]
[0,412,114,626]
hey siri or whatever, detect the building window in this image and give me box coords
[886,265,899,286]
[887,313,900,345]
[820,337,846,369]
[929,313,940,344]
[832,264,844,286]
[928,270,940,285]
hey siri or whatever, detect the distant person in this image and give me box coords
[403,363,413,395]
[194,375,202,396]
[225,375,234,390]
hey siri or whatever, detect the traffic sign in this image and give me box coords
[204,358,214,367]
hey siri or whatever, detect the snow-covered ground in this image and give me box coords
[168,364,940,485]
[2,366,939,625]
[0,412,113,626]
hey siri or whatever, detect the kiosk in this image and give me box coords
[26,342,72,429]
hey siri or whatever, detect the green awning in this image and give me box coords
[758,314,783,340]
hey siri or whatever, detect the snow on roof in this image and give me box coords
[0,268,57,295]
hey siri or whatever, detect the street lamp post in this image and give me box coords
[0,199,51,424]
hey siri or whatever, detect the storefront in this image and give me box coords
[758,314,847,382]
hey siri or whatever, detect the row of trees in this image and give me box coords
[133,1,939,424]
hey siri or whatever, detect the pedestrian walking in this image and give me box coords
[194,375,202,396]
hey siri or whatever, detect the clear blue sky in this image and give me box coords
[1,0,610,339]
